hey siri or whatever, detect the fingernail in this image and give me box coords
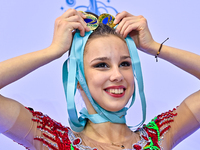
[81,33,85,37]
[86,27,90,31]
[115,29,119,33]
[82,14,86,18]
[113,19,117,24]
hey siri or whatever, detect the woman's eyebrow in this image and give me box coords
[90,56,131,63]
[120,56,131,60]
[90,57,109,63]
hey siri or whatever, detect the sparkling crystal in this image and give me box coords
[73,138,81,145]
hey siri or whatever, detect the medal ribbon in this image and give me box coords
[63,30,146,132]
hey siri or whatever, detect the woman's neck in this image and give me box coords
[81,120,136,144]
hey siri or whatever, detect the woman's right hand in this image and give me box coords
[0,9,90,89]
[50,9,90,57]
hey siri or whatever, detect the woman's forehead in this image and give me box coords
[84,35,129,56]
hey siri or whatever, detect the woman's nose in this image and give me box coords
[109,67,124,82]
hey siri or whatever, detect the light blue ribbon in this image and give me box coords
[62,30,146,132]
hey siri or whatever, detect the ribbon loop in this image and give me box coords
[62,27,146,132]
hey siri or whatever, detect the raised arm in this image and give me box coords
[147,43,200,80]
[114,11,200,80]
[0,9,89,144]
[114,11,200,149]
[0,9,90,89]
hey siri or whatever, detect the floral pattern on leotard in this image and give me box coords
[17,107,177,150]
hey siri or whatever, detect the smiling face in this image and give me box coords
[83,35,135,112]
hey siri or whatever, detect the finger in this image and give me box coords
[72,22,86,36]
[119,16,140,35]
[69,10,90,31]
[118,17,134,35]
[114,11,132,24]
[55,18,86,37]
[115,15,135,34]
[62,8,79,18]
[65,15,87,28]
[123,23,141,38]
[67,15,90,32]
[62,11,90,32]
[77,11,90,32]
[116,17,131,35]
[78,11,87,19]
[120,15,146,37]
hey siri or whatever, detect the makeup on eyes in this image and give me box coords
[92,61,132,70]
[94,62,109,68]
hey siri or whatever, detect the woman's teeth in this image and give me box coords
[107,89,124,94]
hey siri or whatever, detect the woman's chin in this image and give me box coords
[102,105,126,112]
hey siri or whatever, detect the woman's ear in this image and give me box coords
[77,82,83,91]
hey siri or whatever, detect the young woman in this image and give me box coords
[0,9,199,150]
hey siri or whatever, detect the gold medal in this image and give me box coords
[78,11,87,15]
[78,11,116,30]
[84,13,99,30]
[98,13,116,28]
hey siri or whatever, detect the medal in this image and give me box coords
[79,11,116,30]
[84,14,99,30]
[99,13,116,28]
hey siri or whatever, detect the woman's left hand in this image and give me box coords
[114,11,158,55]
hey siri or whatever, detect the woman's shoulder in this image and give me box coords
[25,107,73,150]
[133,107,178,150]
[25,107,97,150]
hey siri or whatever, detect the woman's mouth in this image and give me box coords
[106,88,124,94]
[104,86,126,98]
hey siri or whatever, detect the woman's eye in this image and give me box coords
[94,63,109,68]
[120,61,131,67]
